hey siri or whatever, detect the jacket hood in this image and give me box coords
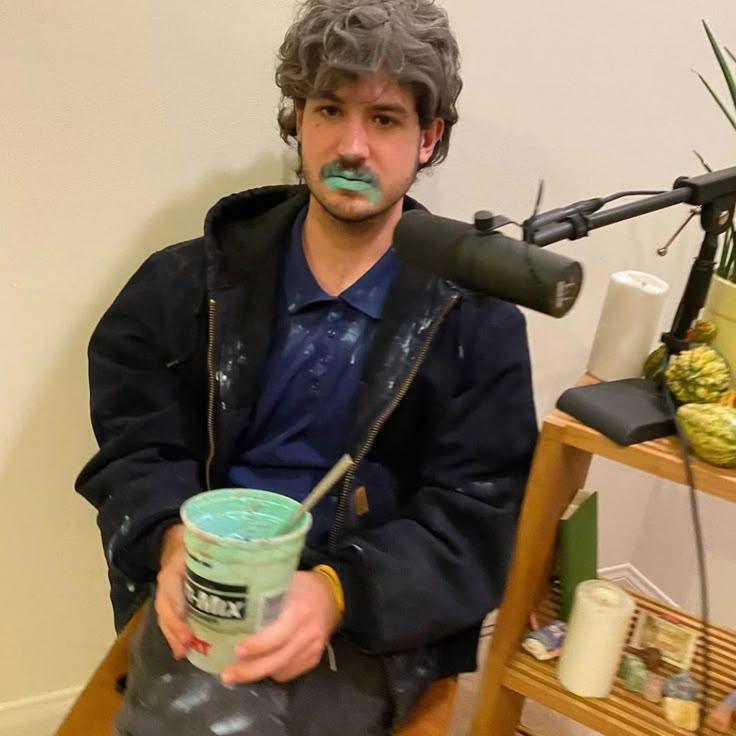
[202,184,427,288]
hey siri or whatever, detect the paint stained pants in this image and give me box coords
[114,602,393,736]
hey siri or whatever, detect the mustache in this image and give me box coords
[320,163,380,187]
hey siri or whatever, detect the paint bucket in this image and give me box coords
[180,488,312,673]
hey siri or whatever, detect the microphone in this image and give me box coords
[394,210,584,317]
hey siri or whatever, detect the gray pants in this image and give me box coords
[115,602,393,736]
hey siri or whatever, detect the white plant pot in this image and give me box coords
[702,274,736,385]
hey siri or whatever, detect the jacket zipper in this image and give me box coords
[328,293,460,555]
[205,297,217,490]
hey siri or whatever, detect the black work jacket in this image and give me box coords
[77,185,538,720]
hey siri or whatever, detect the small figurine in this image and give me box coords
[643,672,665,704]
[617,654,647,692]
[618,653,640,678]
[707,690,736,733]
[522,620,567,661]
[663,697,700,732]
[631,646,662,670]
[663,670,701,702]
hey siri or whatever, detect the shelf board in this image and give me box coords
[544,407,736,504]
[504,586,736,736]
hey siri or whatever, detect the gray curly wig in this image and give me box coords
[275,0,462,170]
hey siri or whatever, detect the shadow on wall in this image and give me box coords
[1,154,289,653]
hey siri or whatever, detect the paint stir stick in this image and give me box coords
[279,453,355,535]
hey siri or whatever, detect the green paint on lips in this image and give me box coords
[324,176,382,205]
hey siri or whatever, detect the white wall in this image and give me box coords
[2,0,735,725]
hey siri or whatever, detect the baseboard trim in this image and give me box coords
[0,686,81,736]
[600,563,677,606]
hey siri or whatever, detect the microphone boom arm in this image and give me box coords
[527,166,736,353]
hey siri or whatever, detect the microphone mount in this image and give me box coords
[524,166,736,356]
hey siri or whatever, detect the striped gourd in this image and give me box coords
[677,403,736,468]
[686,319,718,344]
[665,345,731,403]
[642,321,718,382]
[643,344,668,381]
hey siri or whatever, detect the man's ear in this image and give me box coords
[418,118,445,166]
[295,100,306,142]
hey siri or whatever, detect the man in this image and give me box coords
[77,1,537,733]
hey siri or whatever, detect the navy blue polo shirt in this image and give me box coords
[228,206,400,545]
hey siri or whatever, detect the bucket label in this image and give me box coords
[257,590,286,630]
[185,568,248,621]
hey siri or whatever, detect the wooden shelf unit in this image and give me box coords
[471,403,736,736]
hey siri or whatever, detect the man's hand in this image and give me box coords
[154,523,192,659]
[221,570,339,684]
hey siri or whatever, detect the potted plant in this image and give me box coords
[697,21,736,378]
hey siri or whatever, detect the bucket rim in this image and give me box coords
[180,487,312,546]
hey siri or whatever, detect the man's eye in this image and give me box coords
[375,115,395,127]
[319,106,340,117]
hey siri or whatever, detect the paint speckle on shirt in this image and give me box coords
[341,322,361,346]
[234,341,248,366]
[170,685,212,713]
[210,714,255,735]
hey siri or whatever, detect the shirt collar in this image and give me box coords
[284,206,400,319]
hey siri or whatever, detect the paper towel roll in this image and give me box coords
[587,271,669,381]
[557,580,636,698]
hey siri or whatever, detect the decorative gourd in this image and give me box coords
[643,345,668,381]
[686,319,718,344]
[665,345,731,403]
[677,403,736,468]
[643,321,719,382]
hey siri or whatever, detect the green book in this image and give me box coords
[558,489,598,621]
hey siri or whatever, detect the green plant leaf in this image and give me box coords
[696,72,736,131]
[693,150,713,172]
[726,228,736,283]
[703,20,736,114]
[718,228,731,274]
[727,47,736,68]
[718,224,736,283]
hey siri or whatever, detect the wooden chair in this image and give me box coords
[55,607,458,736]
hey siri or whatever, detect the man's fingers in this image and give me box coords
[222,635,308,684]
[270,642,324,683]
[235,607,295,658]
[155,571,192,657]
[159,619,190,659]
[157,611,192,658]
[158,602,191,642]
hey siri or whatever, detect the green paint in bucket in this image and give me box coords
[180,488,312,673]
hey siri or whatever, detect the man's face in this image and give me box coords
[296,73,444,224]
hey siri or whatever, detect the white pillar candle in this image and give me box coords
[557,580,636,698]
[587,271,669,381]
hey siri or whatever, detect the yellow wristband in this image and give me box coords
[312,564,345,618]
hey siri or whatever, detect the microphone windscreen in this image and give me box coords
[394,210,583,317]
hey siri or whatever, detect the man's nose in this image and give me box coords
[338,117,370,162]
